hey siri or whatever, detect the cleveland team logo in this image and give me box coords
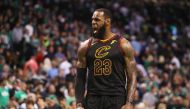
[95,46,111,58]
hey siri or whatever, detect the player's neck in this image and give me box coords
[102,29,115,40]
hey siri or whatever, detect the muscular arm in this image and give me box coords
[120,38,137,104]
[75,40,89,107]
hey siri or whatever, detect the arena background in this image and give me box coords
[0,0,190,109]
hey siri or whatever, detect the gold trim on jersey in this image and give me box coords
[100,38,111,42]
[95,46,111,58]
[99,35,116,42]
[110,40,117,44]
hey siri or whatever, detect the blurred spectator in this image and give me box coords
[42,58,52,73]
[47,60,58,79]
[24,55,39,76]
[46,94,61,109]
[37,97,48,109]
[45,45,56,60]
[142,85,158,109]
[7,102,17,109]
[0,78,10,108]
[58,97,69,109]
[69,101,76,109]
[59,56,72,77]
[26,100,35,109]
[20,93,38,109]
[12,21,24,53]
[170,53,181,69]
[24,20,34,43]
[65,87,76,106]
[65,66,76,84]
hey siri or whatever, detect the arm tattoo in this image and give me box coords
[126,60,137,102]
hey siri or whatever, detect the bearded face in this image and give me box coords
[92,22,106,39]
[91,11,107,39]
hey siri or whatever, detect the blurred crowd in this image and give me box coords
[0,0,190,109]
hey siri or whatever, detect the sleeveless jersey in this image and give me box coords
[86,35,126,96]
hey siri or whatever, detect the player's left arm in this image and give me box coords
[120,38,137,106]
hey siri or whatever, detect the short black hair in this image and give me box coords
[95,8,112,20]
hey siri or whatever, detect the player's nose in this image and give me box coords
[92,19,96,25]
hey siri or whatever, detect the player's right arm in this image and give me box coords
[75,39,89,108]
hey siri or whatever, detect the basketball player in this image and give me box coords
[75,8,137,109]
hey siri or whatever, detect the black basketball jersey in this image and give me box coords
[86,35,127,96]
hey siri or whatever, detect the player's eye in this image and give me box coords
[92,18,100,21]
[96,18,100,21]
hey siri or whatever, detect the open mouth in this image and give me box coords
[93,30,97,34]
[92,27,97,32]
[92,27,98,33]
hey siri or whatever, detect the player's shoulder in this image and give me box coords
[119,36,130,44]
[79,38,91,49]
[119,36,134,55]
[78,38,92,54]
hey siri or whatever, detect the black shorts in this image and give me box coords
[84,95,126,109]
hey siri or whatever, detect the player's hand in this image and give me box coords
[121,102,134,109]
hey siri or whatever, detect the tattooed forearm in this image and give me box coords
[126,60,137,102]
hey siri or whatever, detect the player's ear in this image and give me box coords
[105,18,111,25]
